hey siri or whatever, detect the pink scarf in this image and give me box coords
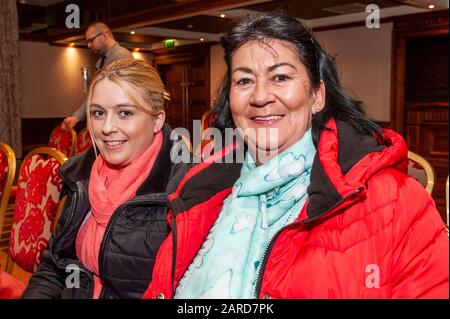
[76,132,163,298]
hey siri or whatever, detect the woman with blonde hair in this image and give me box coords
[23,59,184,298]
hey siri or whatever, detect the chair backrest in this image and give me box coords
[75,128,92,155]
[0,143,16,234]
[8,147,67,273]
[446,175,449,230]
[200,110,215,135]
[48,126,76,157]
[407,151,436,195]
[196,110,218,158]
[179,134,192,153]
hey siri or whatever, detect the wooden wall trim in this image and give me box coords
[392,9,449,31]
[19,33,49,42]
[152,43,213,65]
[313,9,448,32]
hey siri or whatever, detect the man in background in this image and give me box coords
[62,22,132,129]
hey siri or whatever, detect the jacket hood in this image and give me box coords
[303,119,408,222]
[169,119,408,223]
[59,124,175,196]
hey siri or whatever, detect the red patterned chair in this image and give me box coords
[75,128,92,155]
[0,143,16,237]
[49,126,76,157]
[5,147,67,280]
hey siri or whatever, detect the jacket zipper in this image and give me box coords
[169,201,177,298]
[253,187,364,298]
[78,264,95,299]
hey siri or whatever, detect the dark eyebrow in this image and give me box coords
[232,67,253,75]
[267,62,297,72]
[232,63,297,75]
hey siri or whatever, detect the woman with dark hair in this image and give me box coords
[143,12,448,299]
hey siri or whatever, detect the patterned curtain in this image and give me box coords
[0,0,21,158]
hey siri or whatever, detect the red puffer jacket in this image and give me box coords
[143,119,449,299]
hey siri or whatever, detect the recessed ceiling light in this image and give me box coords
[220,14,226,18]
[428,4,435,9]
[200,38,204,42]
[130,31,135,35]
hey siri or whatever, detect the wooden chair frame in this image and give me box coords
[407,151,436,195]
[0,143,16,236]
[179,134,192,153]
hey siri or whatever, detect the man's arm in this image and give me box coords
[61,99,86,130]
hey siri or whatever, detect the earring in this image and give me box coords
[313,106,321,114]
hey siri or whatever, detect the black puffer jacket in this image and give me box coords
[22,125,187,299]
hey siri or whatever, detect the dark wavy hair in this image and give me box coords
[211,11,381,145]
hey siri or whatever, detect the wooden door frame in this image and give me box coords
[391,10,449,135]
[153,43,212,135]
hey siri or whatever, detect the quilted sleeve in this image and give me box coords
[390,177,449,298]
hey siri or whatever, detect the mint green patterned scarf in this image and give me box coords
[175,129,316,299]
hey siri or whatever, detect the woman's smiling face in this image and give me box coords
[229,38,324,164]
[89,79,164,167]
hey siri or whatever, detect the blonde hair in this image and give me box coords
[86,59,170,156]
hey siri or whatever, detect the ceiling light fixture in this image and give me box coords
[200,38,204,42]
[428,4,435,9]
[69,43,75,47]
[220,14,226,18]
[134,48,140,52]
[130,31,135,35]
